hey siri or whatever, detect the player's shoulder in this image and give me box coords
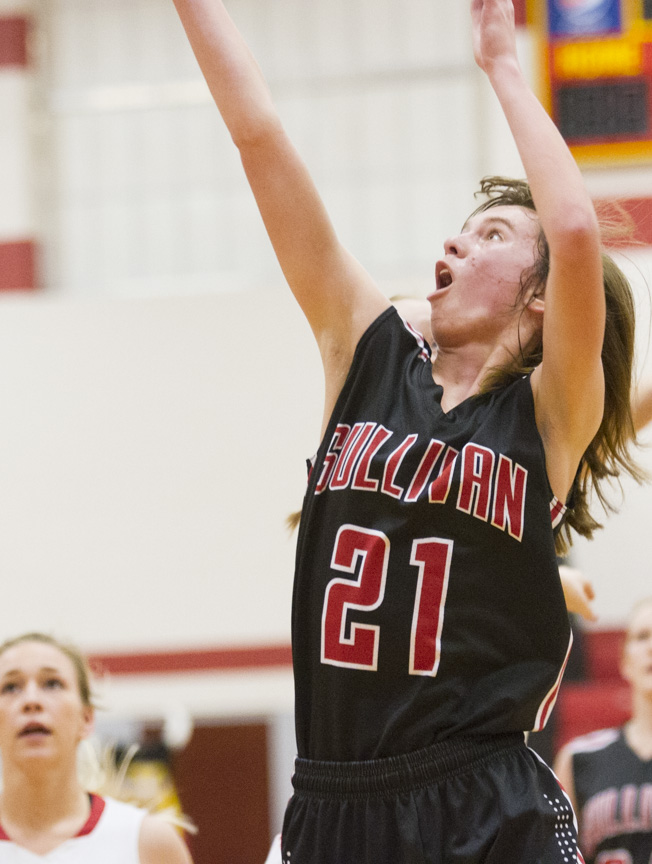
[138,814,193,864]
[362,305,430,362]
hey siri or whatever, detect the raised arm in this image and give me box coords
[172,0,389,424]
[472,0,604,501]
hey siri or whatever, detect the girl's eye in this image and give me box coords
[488,229,502,241]
[44,678,63,689]
[0,682,19,694]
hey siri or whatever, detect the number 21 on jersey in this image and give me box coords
[321,525,452,675]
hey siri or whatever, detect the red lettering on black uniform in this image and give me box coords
[351,426,393,492]
[457,444,495,521]
[491,454,528,542]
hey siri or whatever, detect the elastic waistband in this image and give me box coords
[292,732,525,800]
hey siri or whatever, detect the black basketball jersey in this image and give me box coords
[571,727,652,864]
[292,307,572,761]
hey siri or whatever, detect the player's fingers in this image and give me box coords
[583,580,596,601]
[577,594,598,622]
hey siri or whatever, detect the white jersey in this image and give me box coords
[0,795,145,863]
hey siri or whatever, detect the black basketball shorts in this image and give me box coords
[281,732,584,864]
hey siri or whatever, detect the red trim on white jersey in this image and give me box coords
[0,794,106,842]
[77,794,106,837]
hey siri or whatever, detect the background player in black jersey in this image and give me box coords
[172,0,641,860]
[554,598,652,864]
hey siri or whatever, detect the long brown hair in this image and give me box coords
[473,177,644,555]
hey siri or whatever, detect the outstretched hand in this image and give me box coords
[558,565,598,623]
[471,0,519,74]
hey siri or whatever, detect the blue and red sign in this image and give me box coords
[547,0,622,37]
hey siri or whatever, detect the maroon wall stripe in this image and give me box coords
[89,629,624,683]
[88,644,293,676]
[583,628,626,682]
[514,0,527,27]
[89,631,627,678]
[0,240,37,290]
[0,16,28,68]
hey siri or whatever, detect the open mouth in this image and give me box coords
[435,262,453,291]
[19,722,51,737]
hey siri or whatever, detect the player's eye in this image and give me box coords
[0,681,19,694]
[43,678,64,690]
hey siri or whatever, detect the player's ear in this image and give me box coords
[80,704,95,740]
[526,292,545,316]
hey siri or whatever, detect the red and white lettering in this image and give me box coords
[351,425,393,491]
[321,526,390,670]
[409,539,453,676]
[620,785,638,832]
[381,434,418,499]
[330,423,375,491]
[491,454,527,542]
[317,426,530,544]
[457,444,495,521]
[322,527,453,675]
[404,439,445,503]
[428,447,458,504]
[580,789,618,858]
[640,784,652,828]
[315,425,350,493]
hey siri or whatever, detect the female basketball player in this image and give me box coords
[0,633,193,863]
[172,0,641,860]
[554,598,652,864]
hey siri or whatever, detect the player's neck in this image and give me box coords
[624,699,652,760]
[431,341,517,412]
[0,763,88,834]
